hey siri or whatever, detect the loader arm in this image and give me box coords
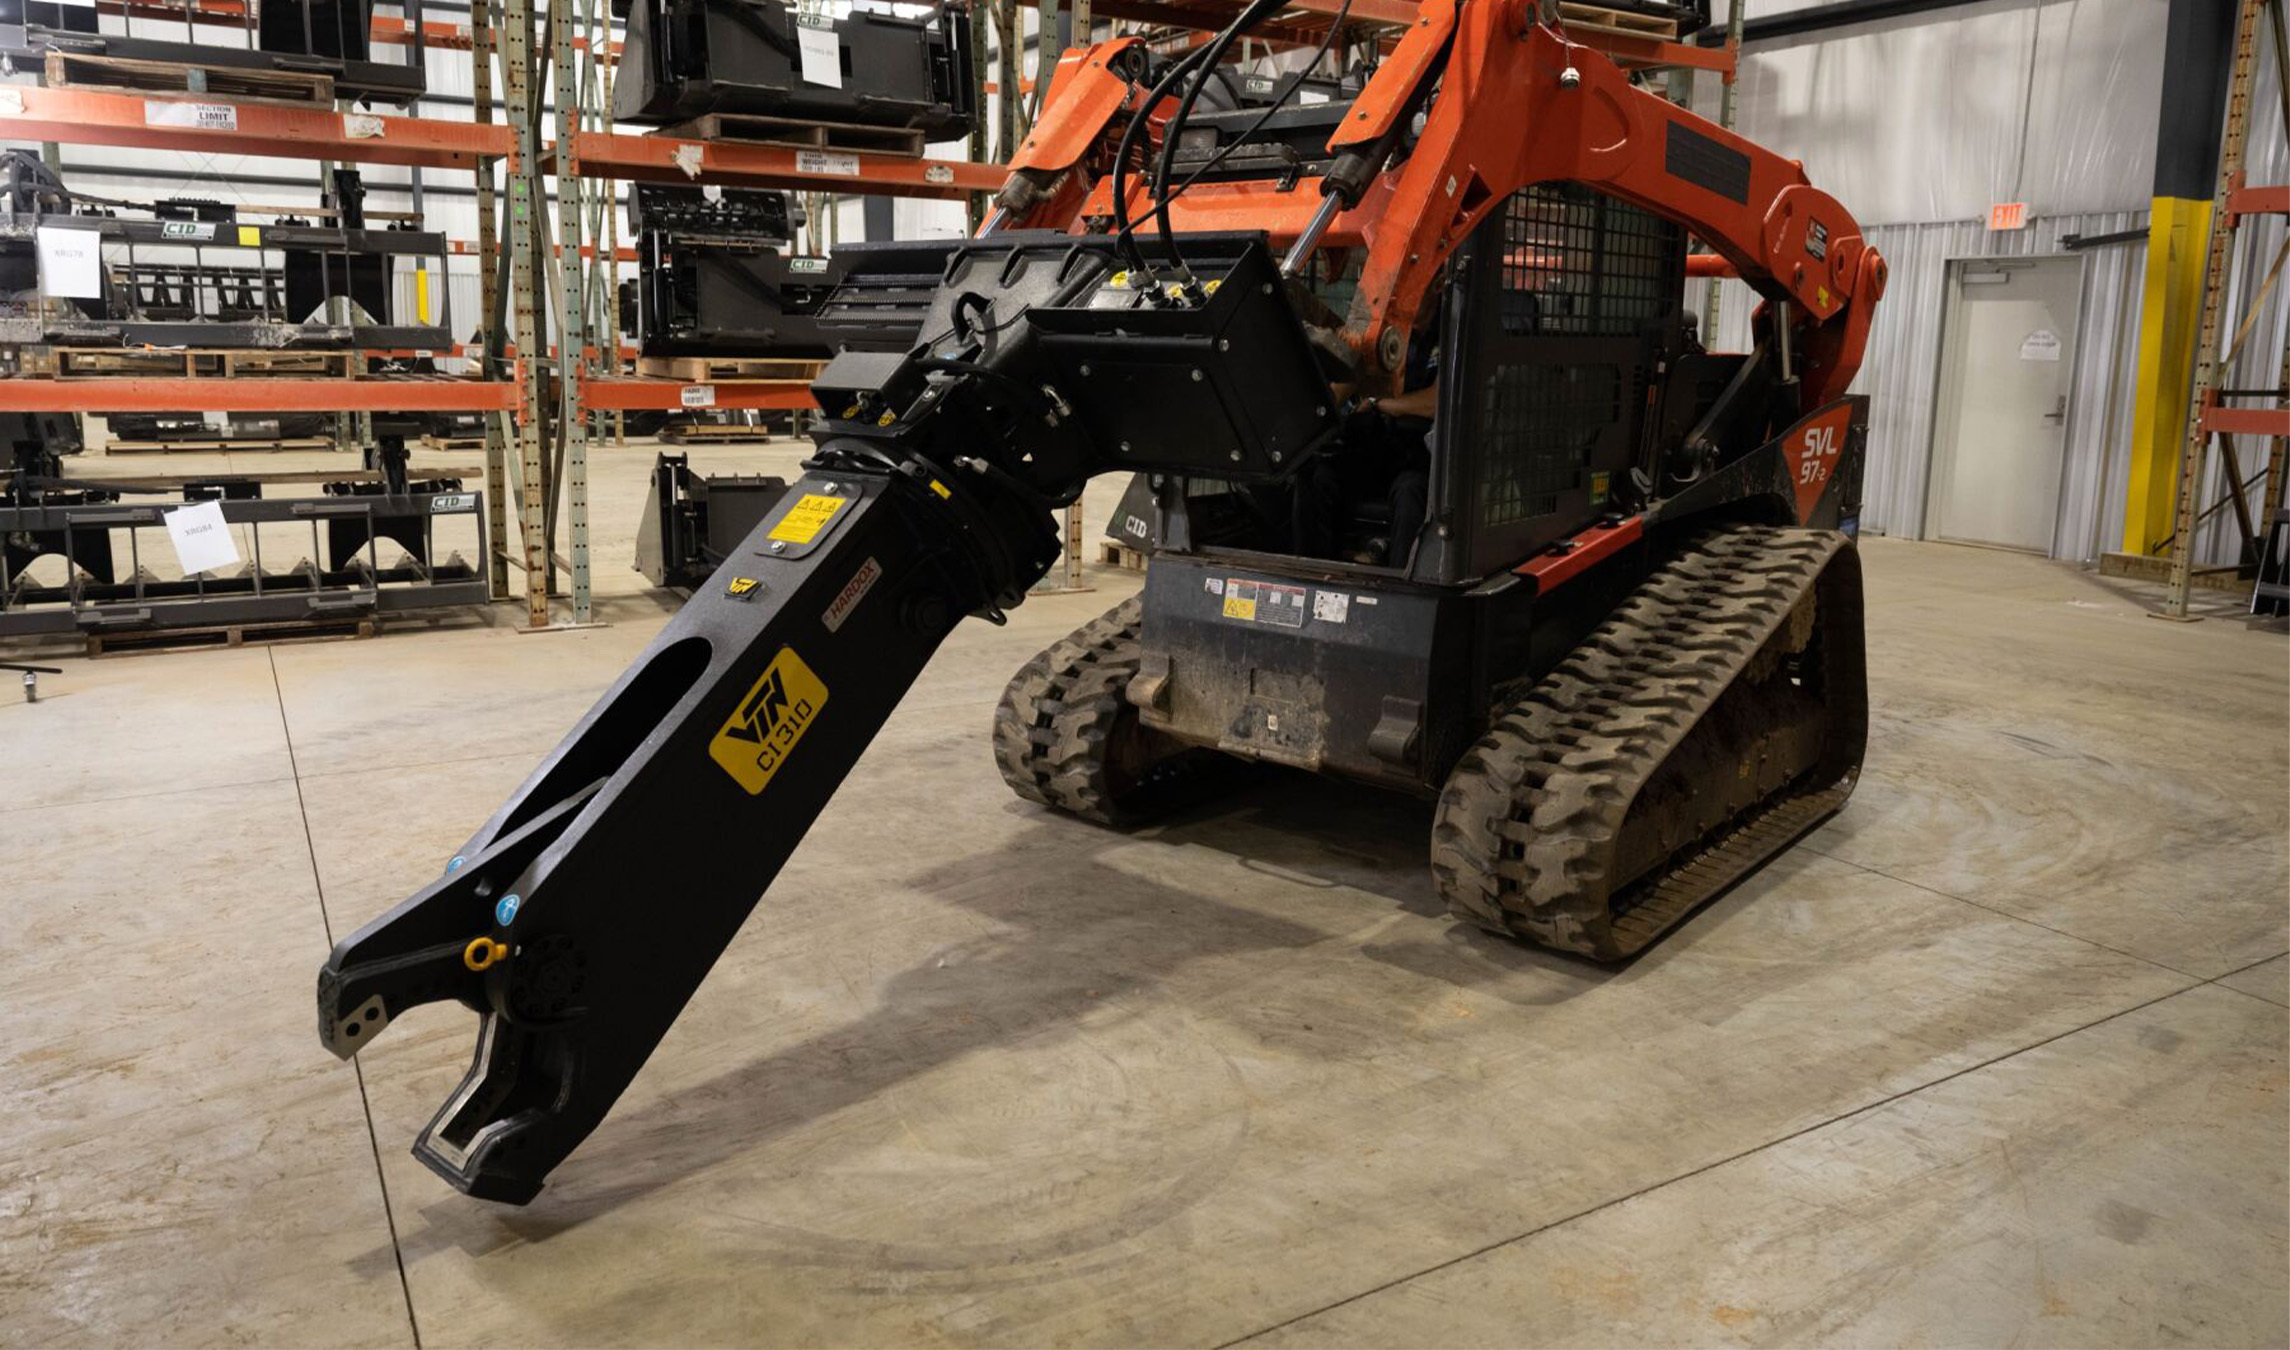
[1006,1,1886,401]
[317,230,1334,1201]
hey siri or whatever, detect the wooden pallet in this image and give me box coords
[660,423,777,445]
[635,355,824,382]
[0,464,484,489]
[43,50,336,106]
[1556,2,1680,40]
[87,615,375,658]
[2096,552,2254,595]
[652,112,926,158]
[106,436,335,454]
[419,434,489,452]
[1097,541,1149,572]
[49,348,356,378]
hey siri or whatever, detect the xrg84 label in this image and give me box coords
[708,647,829,794]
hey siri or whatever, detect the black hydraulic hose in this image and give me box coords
[1146,0,1294,285]
[1145,0,1355,273]
[1108,44,1218,289]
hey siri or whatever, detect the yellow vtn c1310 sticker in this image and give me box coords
[767,493,848,545]
[708,647,829,794]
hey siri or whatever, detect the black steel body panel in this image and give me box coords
[814,230,1336,487]
[613,0,971,134]
[1135,551,1472,790]
[1655,394,1870,533]
[1132,541,1647,792]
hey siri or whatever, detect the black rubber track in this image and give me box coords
[1431,526,1868,960]
[992,595,1153,825]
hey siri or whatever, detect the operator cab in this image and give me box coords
[1124,178,1798,795]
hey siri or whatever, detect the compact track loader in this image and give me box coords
[318,0,1887,1202]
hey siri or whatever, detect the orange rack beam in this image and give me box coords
[0,85,513,169]
[2203,403,2290,437]
[557,131,1001,197]
[2226,180,2290,225]
[581,378,813,412]
[0,376,518,413]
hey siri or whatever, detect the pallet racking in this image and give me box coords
[0,17,531,638]
[0,0,1743,637]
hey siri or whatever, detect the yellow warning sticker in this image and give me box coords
[767,493,847,545]
[236,225,262,247]
[1222,593,1257,622]
[708,647,829,795]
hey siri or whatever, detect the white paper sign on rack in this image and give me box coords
[144,99,239,131]
[165,500,240,576]
[796,149,861,177]
[35,225,102,299]
[797,21,842,88]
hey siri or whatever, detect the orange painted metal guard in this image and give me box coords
[1515,515,1644,593]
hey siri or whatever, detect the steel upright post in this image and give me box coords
[2164,0,2265,619]
[471,0,514,601]
[553,0,594,625]
[502,0,553,628]
[1703,0,1742,340]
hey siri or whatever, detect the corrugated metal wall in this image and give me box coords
[1691,0,2286,568]
[1697,210,2149,562]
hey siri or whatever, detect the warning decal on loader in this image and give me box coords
[1221,578,1307,627]
[709,647,830,795]
[768,493,848,545]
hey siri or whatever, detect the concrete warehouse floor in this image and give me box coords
[2,434,2287,1348]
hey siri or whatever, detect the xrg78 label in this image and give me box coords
[708,647,829,794]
